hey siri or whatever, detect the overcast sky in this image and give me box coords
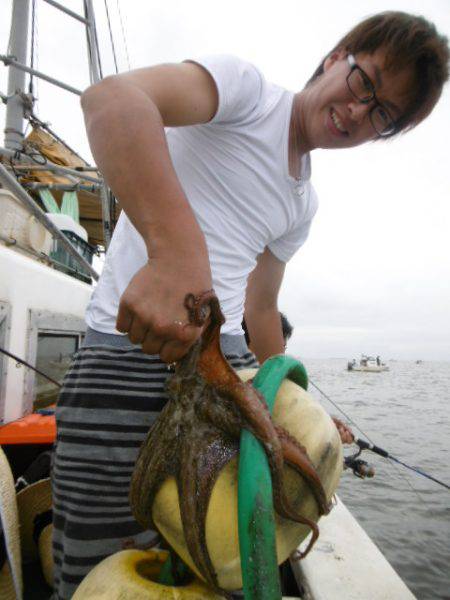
[1,0,449,360]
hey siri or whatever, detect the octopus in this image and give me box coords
[130,290,330,594]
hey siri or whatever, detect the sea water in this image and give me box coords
[300,358,450,600]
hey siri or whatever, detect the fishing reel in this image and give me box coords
[344,456,375,479]
[344,440,376,480]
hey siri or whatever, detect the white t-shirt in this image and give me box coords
[85,55,318,336]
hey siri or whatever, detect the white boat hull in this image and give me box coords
[349,365,389,372]
[0,244,92,423]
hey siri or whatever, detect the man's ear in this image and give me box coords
[323,48,347,72]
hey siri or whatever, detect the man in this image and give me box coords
[51,12,448,599]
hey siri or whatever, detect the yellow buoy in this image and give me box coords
[72,549,223,599]
[152,369,343,591]
[38,524,54,588]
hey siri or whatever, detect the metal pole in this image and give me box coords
[0,232,91,283]
[4,0,30,151]
[8,164,98,173]
[23,182,100,193]
[84,0,102,85]
[84,0,112,248]
[0,56,83,96]
[41,0,90,24]
[11,164,101,172]
[0,162,99,280]
[0,146,103,184]
[98,187,112,247]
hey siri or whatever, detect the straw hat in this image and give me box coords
[16,478,52,563]
[0,447,23,600]
[16,477,54,588]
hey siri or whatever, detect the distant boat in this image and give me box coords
[347,355,389,372]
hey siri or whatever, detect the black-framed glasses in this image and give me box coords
[346,54,396,137]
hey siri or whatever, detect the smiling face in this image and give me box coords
[297,47,416,152]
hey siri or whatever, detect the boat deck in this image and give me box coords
[291,497,416,599]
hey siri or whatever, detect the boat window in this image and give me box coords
[34,333,79,410]
[24,310,86,415]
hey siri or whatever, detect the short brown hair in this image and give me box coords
[308,12,449,137]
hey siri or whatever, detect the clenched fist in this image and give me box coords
[116,255,212,363]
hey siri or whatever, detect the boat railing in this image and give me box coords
[0,160,99,280]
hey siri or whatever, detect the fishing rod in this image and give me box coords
[353,438,450,491]
[309,379,450,492]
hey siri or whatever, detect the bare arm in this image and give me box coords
[245,250,354,444]
[81,63,219,361]
[244,247,286,363]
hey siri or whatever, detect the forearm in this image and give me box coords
[244,307,285,364]
[81,78,208,261]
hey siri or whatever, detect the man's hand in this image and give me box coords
[332,417,354,445]
[116,255,212,363]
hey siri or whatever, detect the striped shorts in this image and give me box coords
[51,330,258,600]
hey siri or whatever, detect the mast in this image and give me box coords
[84,0,112,248]
[84,0,102,85]
[4,0,30,151]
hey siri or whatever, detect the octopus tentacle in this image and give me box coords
[215,380,314,522]
[130,403,179,527]
[271,470,321,560]
[276,425,331,515]
[194,386,243,439]
[184,290,220,327]
[178,428,236,593]
[177,432,216,590]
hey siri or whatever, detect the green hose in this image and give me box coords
[237,355,308,600]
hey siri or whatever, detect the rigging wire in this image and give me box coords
[104,0,119,74]
[115,0,131,70]
[28,0,36,96]
[24,0,38,141]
